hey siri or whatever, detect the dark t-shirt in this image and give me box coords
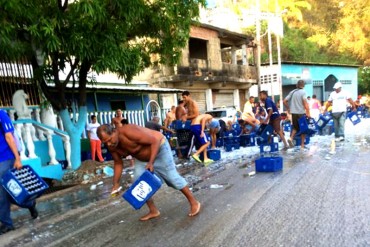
[145,121,162,132]
[264,97,280,120]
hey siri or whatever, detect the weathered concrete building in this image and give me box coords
[137,23,257,112]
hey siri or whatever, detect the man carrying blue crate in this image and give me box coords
[97,124,201,221]
[323,82,357,142]
[0,110,38,235]
[259,90,289,150]
[283,80,311,150]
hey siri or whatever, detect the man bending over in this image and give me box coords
[97,124,201,221]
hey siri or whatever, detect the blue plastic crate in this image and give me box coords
[1,165,49,205]
[256,124,273,142]
[200,149,221,161]
[283,122,291,132]
[256,136,269,145]
[122,170,162,210]
[207,149,221,161]
[174,120,191,130]
[294,136,310,146]
[255,156,283,172]
[259,142,279,154]
[225,143,233,152]
[224,136,239,144]
[216,138,223,147]
[298,115,308,133]
[240,134,255,147]
[347,111,361,125]
[316,114,332,130]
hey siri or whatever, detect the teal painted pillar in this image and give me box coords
[59,106,87,170]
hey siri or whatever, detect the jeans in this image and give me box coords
[0,159,34,227]
[332,112,346,138]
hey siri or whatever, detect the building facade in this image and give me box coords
[136,23,257,112]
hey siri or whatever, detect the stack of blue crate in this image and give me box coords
[223,132,240,152]
[240,133,256,147]
[173,120,193,158]
[255,139,283,172]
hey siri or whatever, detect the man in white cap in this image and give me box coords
[324,82,356,142]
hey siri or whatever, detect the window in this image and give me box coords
[110,101,126,111]
[189,38,208,60]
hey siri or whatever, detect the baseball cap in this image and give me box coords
[333,82,342,89]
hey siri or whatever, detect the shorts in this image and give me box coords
[209,119,220,130]
[190,124,208,146]
[270,116,282,132]
[133,140,187,190]
[291,114,305,132]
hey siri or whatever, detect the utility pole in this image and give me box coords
[256,0,261,93]
[268,19,273,101]
[275,0,284,110]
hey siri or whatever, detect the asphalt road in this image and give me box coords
[2,120,370,247]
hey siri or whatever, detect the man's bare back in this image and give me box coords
[106,124,164,163]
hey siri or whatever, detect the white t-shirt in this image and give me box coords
[328,90,352,113]
[86,122,100,140]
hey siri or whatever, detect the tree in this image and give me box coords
[0,0,205,169]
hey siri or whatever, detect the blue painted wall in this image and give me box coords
[84,93,150,112]
[282,64,358,102]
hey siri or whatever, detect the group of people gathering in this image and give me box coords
[84,81,362,223]
[1,80,363,234]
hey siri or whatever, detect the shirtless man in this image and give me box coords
[164,106,176,129]
[175,100,187,122]
[182,91,200,123]
[97,124,201,221]
[111,109,124,128]
[189,114,214,165]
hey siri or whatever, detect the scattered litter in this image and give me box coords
[210,184,223,189]
[248,171,256,176]
[103,166,114,177]
[119,220,125,224]
[97,181,104,186]
[325,156,331,160]
[90,184,97,190]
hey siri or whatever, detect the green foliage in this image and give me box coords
[0,0,205,110]
[358,67,370,94]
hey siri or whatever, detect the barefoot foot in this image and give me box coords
[188,201,201,217]
[140,211,161,221]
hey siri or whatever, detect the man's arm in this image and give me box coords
[348,98,357,111]
[5,132,22,169]
[111,152,124,191]
[303,98,311,118]
[160,125,175,133]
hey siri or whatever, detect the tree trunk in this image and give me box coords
[59,106,87,170]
